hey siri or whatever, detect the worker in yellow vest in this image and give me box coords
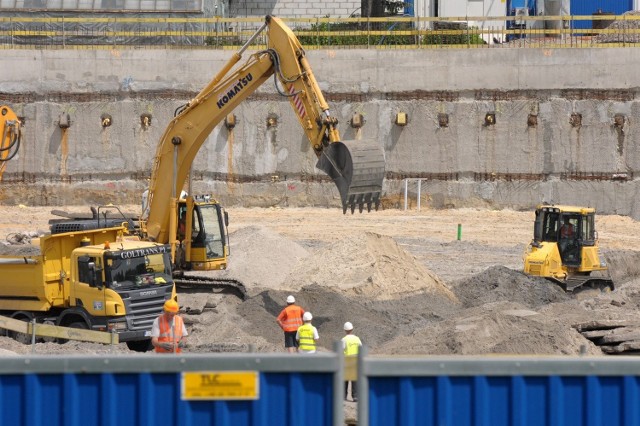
[296,311,319,353]
[342,322,362,401]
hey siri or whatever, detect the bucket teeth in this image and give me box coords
[316,139,385,214]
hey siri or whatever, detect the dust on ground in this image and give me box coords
[1,205,640,359]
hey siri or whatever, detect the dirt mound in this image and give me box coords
[451,265,570,309]
[377,300,601,356]
[238,285,401,352]
[284,232,458,301]
[601,250,640,286]
[218,225,309,295]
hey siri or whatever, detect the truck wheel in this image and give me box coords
[41,320,57,343]
[126,339,153,352]
[58,321,89,344]
[9,315,34,345]
[9,327,32,345]
[68,321,88,330]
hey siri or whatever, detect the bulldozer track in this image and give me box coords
[173,276,246,300]
[547,276,614,294]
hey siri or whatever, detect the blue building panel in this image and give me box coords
[571,0,634,30]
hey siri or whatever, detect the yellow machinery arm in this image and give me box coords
[145,15,385,246]
[0,105,22,181]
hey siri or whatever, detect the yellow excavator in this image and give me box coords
[523,205,614,293]
[141,15,385,277]
[0,105,22,181]
[52,16,385,295]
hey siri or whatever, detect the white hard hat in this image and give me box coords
[286,295,295,304]
[343,322,354,331]
[303,312,313,321]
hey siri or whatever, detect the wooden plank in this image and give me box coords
[31,323,119,345]
[0,316,29,334]
[0,315,118,345]
[599,330,640,345]
[600,340,640,354]
[581,329,615,339]
[573,320,640,332]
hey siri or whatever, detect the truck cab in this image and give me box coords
[0,225,177,351]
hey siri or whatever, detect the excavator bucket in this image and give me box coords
[316,139,385,213]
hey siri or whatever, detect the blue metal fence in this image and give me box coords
[0,353,344,426]
[359,354,640,426]
[4,352,640,425]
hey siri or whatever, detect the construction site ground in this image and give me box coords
[2,205,640,420]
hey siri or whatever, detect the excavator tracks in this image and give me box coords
[173,276,247,300]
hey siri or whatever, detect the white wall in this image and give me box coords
[228,0,362,18]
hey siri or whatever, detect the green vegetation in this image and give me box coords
[296,18,416,47]
[423,27,486,46]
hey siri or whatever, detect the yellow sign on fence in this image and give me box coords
[181,371,259,400]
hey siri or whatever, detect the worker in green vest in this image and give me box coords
[296,311,319,353]
[342,321,362,402]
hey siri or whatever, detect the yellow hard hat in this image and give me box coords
[164,299,179,313]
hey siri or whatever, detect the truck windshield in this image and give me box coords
[105,252,173,290]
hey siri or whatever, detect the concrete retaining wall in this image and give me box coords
[1,48,640,217]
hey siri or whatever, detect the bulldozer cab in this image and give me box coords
[525,205,611,292]
[534,207,597,266]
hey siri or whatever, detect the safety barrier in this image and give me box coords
[3,348,640,425]
[0,15,639,49]
[0,314,119,347]
[0,351,344,426]
[357,350,640,426]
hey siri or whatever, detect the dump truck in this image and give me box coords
[0,218,176,351]
[523,204,614,293]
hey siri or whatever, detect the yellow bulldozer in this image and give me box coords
[523,205,614,293]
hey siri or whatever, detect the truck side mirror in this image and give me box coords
[224,211,229,227]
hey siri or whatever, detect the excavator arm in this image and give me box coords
[0,105,22,181]
[145,15,385,247]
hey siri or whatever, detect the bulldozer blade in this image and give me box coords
[316,139,385,214]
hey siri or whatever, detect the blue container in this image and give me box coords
[361,356,640,426]
[571,0,634,30]
[0,354,342,426]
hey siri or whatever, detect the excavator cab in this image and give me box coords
[524,205,613,292]
[175,196,229,271]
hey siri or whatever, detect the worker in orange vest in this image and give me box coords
[276,295,305,353]
[151,299,188,353]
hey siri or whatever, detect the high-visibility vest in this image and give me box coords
[277,305,304,332]
[155,314,185,353]
[297,323,316,352]
[342,334,362,356]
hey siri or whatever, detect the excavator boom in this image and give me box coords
[145,15,385,246]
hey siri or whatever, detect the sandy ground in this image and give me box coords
[2,205,640,421]
[2,204,640,357]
